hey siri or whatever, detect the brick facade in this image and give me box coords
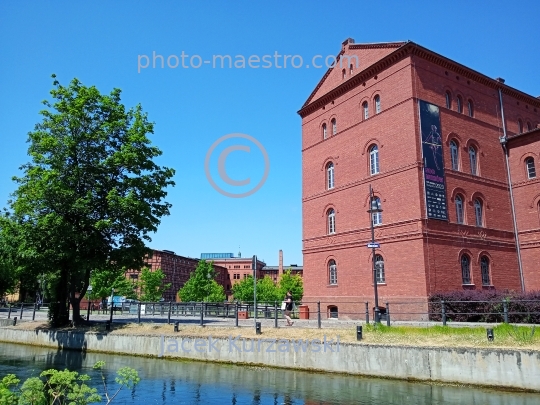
[299,39,540,319]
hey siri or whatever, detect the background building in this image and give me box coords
[299,39,540,319]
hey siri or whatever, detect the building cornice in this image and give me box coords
[298,41,540,119]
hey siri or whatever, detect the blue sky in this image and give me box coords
[1,1,539,266]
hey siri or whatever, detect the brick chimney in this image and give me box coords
[279,250,283,274]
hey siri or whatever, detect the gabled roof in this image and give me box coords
[298,40,540,118]
[302,40,406,108]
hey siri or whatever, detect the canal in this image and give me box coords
[0,342,538,404]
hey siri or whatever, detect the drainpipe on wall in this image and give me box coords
[498,86,525,292]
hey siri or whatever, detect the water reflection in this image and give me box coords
[0,342,538,404]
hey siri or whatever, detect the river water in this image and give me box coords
[0,342,538,404]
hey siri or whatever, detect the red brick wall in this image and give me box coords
[300,42,538,318]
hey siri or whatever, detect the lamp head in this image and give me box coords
[369,197,383,213]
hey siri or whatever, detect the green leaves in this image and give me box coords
[2,76,175,325]
[0,362,140,405]
[139,267,171,302]
[178,260,226,302]
[231,270,304,304]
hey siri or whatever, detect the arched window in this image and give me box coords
[342,69,346,80]
[481,256,491,286]
[328,260,337,285]
[474,199,483,227]
[371,197,382,226]
[363,101,369,120]
[518,119,523,134]
[349,64,353,75]
[445,91,452,109]
[327,209,336,234]
[461,255,471,284]
[375,254,385,283]
[369,145,380,175]
[526,157,536,179]
[326,162,335,189]
[450,140,459,170]
[527,122,532,131]
[467,100,474,117]
[322,123,327,140]
[375,95,381,114]
[457,96,463,113]
[469,146,477,175]
[331,119,337,135]
[455,195,464,224]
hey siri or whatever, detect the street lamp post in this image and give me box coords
[252,255,257,330]
[367,185,383,323]
[86,285,93,321]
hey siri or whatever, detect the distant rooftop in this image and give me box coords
[200,253,235,259]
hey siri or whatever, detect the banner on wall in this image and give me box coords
[418,100,448,221]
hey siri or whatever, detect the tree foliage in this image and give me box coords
[178,260,225,302]
[90,269,138,300]
[138,267,171,302]
[0,76,175,325]
[232,270,304,303]
[0,361,139,404]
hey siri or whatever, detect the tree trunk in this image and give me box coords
[70,292,83,326]
[49,267,70,327]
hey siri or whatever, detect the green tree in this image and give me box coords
[0,76,175,326]
[0,361,139,404]
[0,257,17,298]
[90,269,138,301]
[139,268,171,302]
[231,275,280,304]
[277,269,304,302]
[178,260,226,302]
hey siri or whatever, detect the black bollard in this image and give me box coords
[357,325,363,340]
[13,316,17,326]
[487,328,494,342]
[256,321,262,335]
[174,321,179,332]
[105,321,111,331]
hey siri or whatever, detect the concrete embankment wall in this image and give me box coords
[0,327,539,392]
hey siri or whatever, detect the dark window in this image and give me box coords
[363,101,369,120]
[468,100,474,117]
[481,256,490,286]
[331,119,337,135]
[474,199,483,227]
[457,96,463,113]
[461,255,471,284]
[455,195,464,224]
[375,254,385,283]
[322,123,327,139]
[450,140,459,170]
[375,95,381,114]
[469,146,478,175]
[342,69,346,80]
[518,119,523,134]
[445,91,452,109]
[328,305,338,318]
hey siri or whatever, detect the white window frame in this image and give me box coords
[375,95,381,114]
[331,119,337,135]
[370,145,379,175]
[329,260,337,285]
[327,163,335,189]
[322,123,327,140]
[372,197,382,226]
[328,209,336,234]
[363,102,369,120]
[526,157,536,179]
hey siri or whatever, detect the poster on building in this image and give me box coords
[419,100,448,220]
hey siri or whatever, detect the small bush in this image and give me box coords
[428,290,540,324]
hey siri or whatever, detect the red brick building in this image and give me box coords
[126,249,229,302]
[506,128,540,291]
[299,39,540,319]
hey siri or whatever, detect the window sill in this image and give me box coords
[482,284,494,288]
[327,284,339,287]
[462,283,475,286]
